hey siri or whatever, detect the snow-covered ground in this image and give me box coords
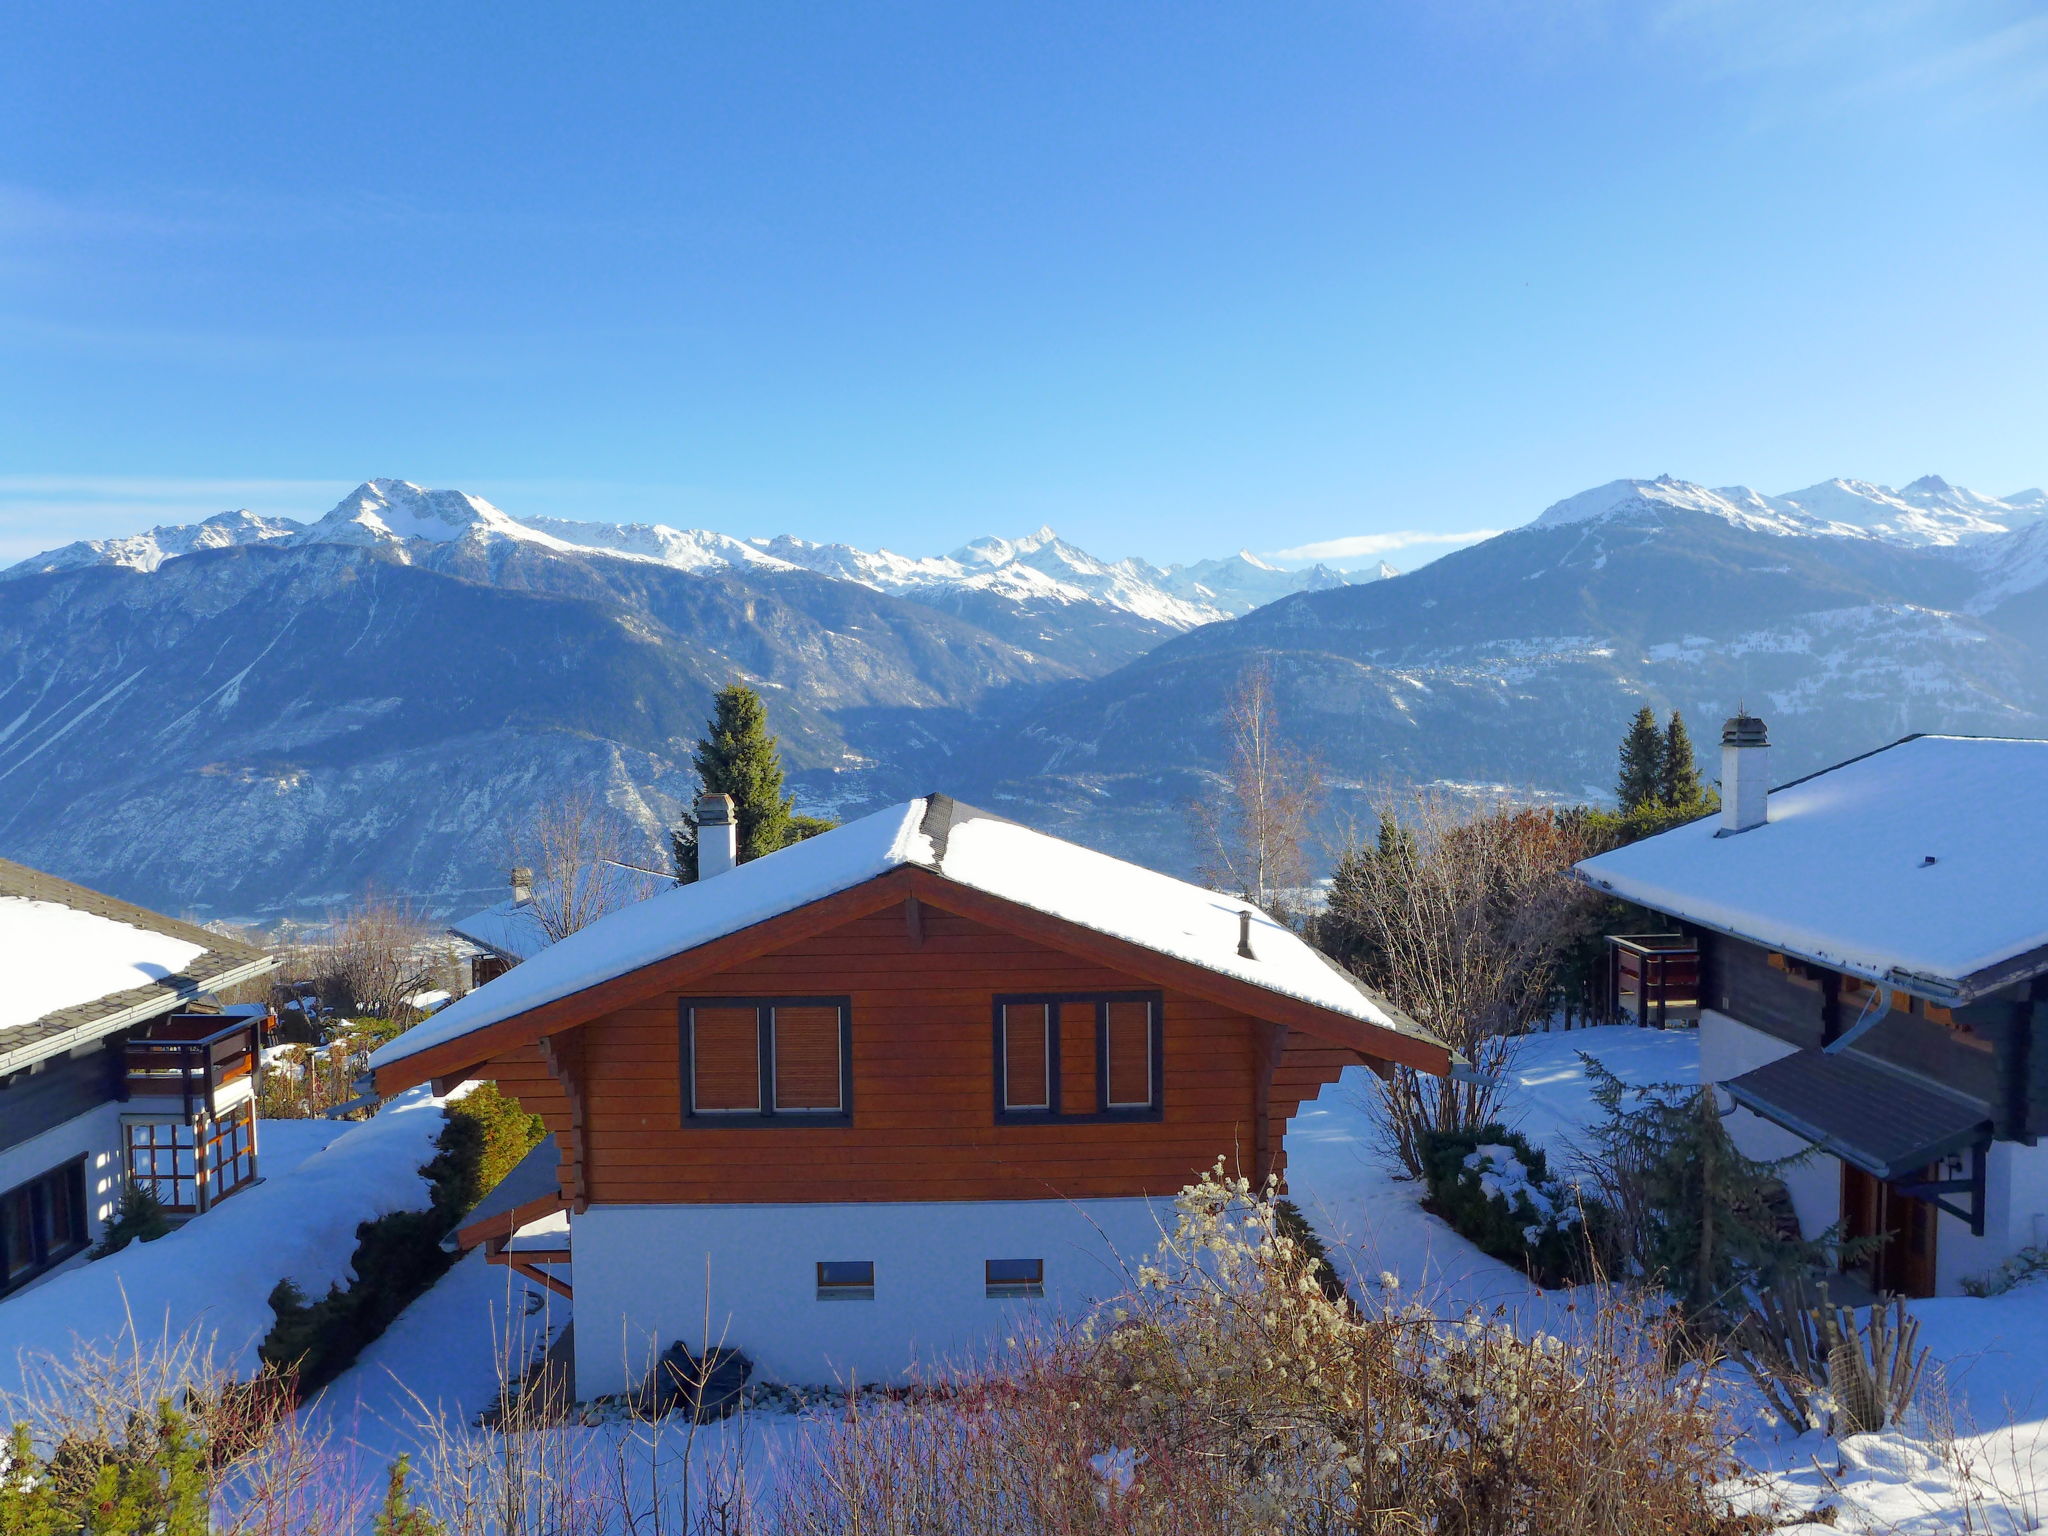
[9,1028,2048,1530]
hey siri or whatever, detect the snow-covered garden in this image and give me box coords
[6,1026,2048,1531]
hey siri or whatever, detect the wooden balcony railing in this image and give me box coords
[1607,934,1701,1029]
[125,1014,259,1119]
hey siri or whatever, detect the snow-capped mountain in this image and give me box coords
[3,508,303,578]
[2,479,1361,630]
[1530,474,2046,547]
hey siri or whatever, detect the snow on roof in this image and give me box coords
[374,797,1436,1071]
[448,864,674,962]
[1575,736,2048,996]
[0,896,208,1033]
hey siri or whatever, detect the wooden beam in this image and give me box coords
[455,1190,569,1252]
[541,1032,590,1214]
[374,869,920,1094]
[499,1253,574,1301]
[902,870,1450,1075]
[1252,1022,1288,1188]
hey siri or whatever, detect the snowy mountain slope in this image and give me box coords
[1531,474,2047,548]
[1149,549,1379,612]
[1,508,304,579]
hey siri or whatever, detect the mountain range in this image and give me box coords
[1,472,2043,920]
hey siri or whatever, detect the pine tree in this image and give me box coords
[1658,711,1707,809]
[1615,707,1663,812]
[374,1454,447,1536]
[691,684,796,863]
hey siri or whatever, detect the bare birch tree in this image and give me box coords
[513,788,644,945]
[1189,660,1323,919]
[1314,793,1599,1174]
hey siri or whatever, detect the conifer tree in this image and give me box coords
[673,684,837,881]
[692,683,796,861]
[374,1454,447,1536]
[1615,706,1663,812]
[1659,711,1706,809]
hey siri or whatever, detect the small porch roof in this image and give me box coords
[454,1134,567,1251]
[1724,1048,1993,1181]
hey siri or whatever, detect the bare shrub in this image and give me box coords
[1,1320,364,1536]
[1316,794,1600,1172]
[324,892,440,1022]
[766,1164,1758,1536]
[513,789,644,946]
[1188,659,1324,920]
[1730,1279,1929,1437]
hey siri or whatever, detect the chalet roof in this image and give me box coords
[1575,735,2048,1001]
[0,856,274,1075]
[450,864,675,962]
[373,795,1444,1074]
[1724,1049,1992,1180]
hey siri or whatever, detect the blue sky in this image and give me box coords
[3,2,2045,569]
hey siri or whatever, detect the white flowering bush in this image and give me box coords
[767,1162,1755,1535]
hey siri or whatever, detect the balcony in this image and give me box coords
[1607,934,1700,1029]
[124,1013,260,1118]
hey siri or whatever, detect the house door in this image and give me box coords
[1841,1164,1938,1298]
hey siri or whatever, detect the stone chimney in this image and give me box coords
[509,866,534,904]
[696,793,738,879]
[1717,713,1770,836]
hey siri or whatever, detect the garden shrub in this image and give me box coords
[259,1084,546,1393]
[1420,1123,1594,1286]
[92,1181,172,1258]
[1272,1197,1347,1303]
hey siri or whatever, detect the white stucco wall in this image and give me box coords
[1699,1009,1841,1242]
[0,1100,125,1239]
[570,1196,1173,1398]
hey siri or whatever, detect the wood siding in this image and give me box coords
[470,900,1366,1207]
[0,1040,121,1154]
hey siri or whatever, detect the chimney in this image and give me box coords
[695,793,738,880]
[509,866,534,904]
[1717,713,1770,836]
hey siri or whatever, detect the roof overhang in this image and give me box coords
[1723,1048,1992,1181]
[377,865,1450,1094]
[0,954,277,1077]
[454,1136,569,1251]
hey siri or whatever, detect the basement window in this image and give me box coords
[816,1260,875,1300]
[682,998,853,1124]
[992,993,1162,1122]
[985,1258,1044,1299]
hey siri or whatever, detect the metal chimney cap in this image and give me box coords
[695,792,736,824]
[1721,714,1768,748]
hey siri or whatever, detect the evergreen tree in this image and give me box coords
[1658,711,1707,809]
[674,684,837,882]
[1614,707,1664,812]
[374,1454,447,1536]
[692,684,795,862]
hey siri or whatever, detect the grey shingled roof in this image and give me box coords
[1724,1047,1993,1180]
[0,856,275,1074]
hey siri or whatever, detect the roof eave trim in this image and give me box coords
[0,954,278,1076]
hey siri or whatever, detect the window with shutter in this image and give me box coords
[1001,1003,1052,1111]
[993,992,1161,1121]
[773,1005,844,1112]
[683,999,851,1123]
[1104,999,1154,1109]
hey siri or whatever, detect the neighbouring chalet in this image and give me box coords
[450,863,674,987]
[0,857,276,1294]
[371,793,1450,1394]
[1579,720,2048,1298]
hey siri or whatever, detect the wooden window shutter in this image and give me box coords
[1105,999,1153,1108]
[691,1006,762,1112]
[1003,1003,1051,1111]
[773,1005,844,1112]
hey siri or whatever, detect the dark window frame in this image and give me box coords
[991,991,1164,1125]
[0,1157,89,1296]
[679,997,854,1127]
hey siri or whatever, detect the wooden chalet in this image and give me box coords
[1579,721,2048,1297]
[373,793,1448,1394]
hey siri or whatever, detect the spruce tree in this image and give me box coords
[677,684,838,880]
[1659,711,1706,809]
[1615,706,1663,812]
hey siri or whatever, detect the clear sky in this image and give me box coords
[3,2,2044,569]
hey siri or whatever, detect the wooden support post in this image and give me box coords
[541,1033,590,1214]
[1252,1022,1288,1189]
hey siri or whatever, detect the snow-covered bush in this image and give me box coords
[1420,1123,1593,1286]
[1960,1244,2048,1298]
